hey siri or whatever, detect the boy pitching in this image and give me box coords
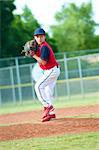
[31,27,60,122]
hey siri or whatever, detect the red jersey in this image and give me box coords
[36,41,59,70]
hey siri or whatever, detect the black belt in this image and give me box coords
[56,65,60,68]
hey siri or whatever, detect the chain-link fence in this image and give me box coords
[0,53,99,105]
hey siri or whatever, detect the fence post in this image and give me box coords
[15,58,22,103]
[77,57,85,98]
[54,83,58,99]
[10,67,16,104]
[30,64,36,100]
[64,54,70,99]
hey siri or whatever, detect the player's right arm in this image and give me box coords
[33,55,47,65]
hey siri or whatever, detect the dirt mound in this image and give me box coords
[0,105,99,141]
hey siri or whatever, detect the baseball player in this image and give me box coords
[30,28,60,122]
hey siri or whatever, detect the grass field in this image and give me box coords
[0,132,99,150]
[0,96,99,115]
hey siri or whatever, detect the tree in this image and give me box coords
[0,0,16,58]
[0,4,58,58]
[0,1,59,59]
[51,3,99,53]
[8,5,40,57]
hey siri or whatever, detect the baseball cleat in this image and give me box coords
[41,114,56,122]
[42,105,54,119]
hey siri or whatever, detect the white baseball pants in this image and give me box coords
[33,65,60,107]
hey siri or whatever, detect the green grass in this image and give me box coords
[0,132,99,150]
[0,96,99,115]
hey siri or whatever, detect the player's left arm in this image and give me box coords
[33,46,50,65]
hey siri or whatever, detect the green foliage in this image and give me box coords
[46,34,59,53]
[93,35,99,48]
[51,3,99,53]
[7,5,40,58]
[0,0,16,57]
[0,2,40,58]
[0,3,59,58]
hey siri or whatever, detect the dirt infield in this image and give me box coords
[0,105,99,141]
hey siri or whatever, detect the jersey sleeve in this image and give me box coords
[40,46,50,61]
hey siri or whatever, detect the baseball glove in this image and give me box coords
[21,39,39,57]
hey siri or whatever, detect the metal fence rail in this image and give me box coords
[0,53,99,105]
